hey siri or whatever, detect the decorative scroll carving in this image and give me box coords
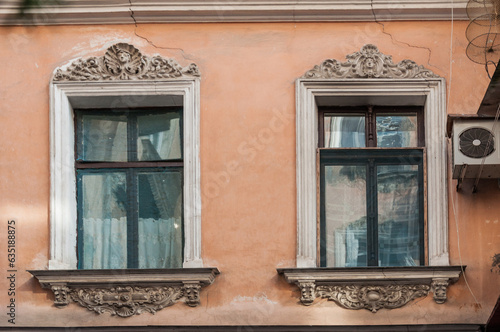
[302,44,439,79]
[297,280,316,305]
[69,286,183,317]
[29,268,219,317]
[51,285,71,307]
[183,282,201,307]
[53,43,200,82]
[316,284,430,313]
[431,278,450,304]
[277,266,464,312]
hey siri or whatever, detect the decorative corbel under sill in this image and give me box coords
[29,268,219,317]
[277,266,464,313]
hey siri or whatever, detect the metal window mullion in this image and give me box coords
[126,168,139,268]
[127,115,139,268]
[366,159,378,266]
[319,160,327,267]
[76,171,84,269]
[128,113,138,162]
[418,161,425,265]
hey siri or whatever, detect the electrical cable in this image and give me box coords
[450,0,481,307]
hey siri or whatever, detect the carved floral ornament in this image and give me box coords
[302,44,439,79]
[53,43,200,82]
[29,268,219,317]
[277,267,464,313]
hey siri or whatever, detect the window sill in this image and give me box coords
[29,268,219,317]
[277,266,464,312]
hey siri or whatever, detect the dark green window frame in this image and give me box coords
[319,106,425,267]
[75,107,184,269]
[319,148,425,267]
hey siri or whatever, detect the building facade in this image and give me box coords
[0,1,498,330]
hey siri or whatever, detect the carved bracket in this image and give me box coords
[29,268,219,317]
[53,43,200,82]
[278,266,464,313]
[302,44,439,79]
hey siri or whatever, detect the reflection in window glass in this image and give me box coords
[377,165,420,266]
[324,115,365,147]
[138,112,182,161]
[78,115,128,162]
[324,165,367,267]
[376,114,417,147]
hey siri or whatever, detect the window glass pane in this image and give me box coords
[78,114,128,162]
[377,165,421,266]
[138,170,183,268]
[138,111,182,161]
[376,114,417,147]
[79,171,127,269]
[324,114,365,147]
[323,165,367,267]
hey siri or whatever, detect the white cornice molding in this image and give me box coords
[0,0,468,25]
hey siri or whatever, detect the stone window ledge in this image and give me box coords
[277,266,464,312]
[29,268,219,317]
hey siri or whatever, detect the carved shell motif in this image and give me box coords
[302,44,439,79]
[104,43,147,79]
[53,43,200,81]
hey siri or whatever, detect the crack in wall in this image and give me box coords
[369,0,441,73]
[128,0,193,60]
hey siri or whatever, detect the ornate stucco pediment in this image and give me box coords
[53,43,200,82]
[302,44,439,79]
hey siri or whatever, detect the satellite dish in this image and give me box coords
[466,1,500,69]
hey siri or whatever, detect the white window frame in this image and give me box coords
[49,80,202,269]
[296,78,449,268]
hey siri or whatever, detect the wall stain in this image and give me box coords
[491,253,500,273]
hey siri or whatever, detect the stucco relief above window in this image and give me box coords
[278,44,464,311]
[29,43,218,316]
[52,42,200,81]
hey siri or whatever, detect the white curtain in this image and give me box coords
[138,217,183,268]
[82,217,182,269]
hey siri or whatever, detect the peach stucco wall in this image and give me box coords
[0,20,499,327]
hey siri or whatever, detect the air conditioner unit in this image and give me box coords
[452,119,500,180]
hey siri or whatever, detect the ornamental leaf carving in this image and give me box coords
[302,44,439,79]
[183,282,202,307]
[51,285,71,307]
[53,43,200,81]
[69,286,183,317]
[316,284,430,313]
[431,278,450,304]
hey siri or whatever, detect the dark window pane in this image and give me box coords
[324,165,367,267]
[137,111,182,161]
[78,114,128,162]
[324,114,366,147]
[377,165,421,266]
[79,171,128,269]
[376,114,417,147]
[138,170,183,268]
